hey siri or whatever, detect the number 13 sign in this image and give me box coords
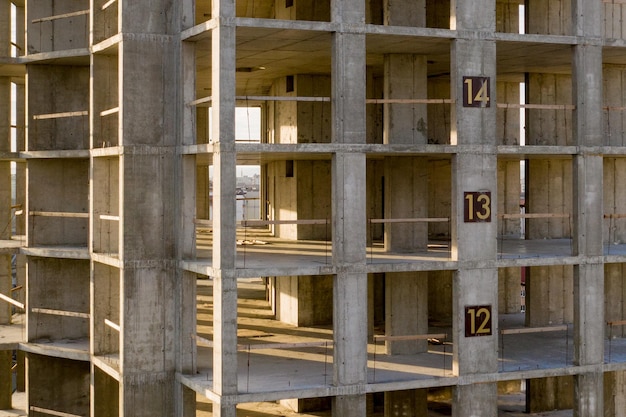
[464,191,491,222]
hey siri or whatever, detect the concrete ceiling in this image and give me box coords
[193,26,589,98]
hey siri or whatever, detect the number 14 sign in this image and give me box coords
[463,76,490,108]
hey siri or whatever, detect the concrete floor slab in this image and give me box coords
[186,278,626,403]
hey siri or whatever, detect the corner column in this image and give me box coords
[0,0,12,409]
[115,3,185,416]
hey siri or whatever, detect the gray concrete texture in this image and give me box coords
[1,0,626,416]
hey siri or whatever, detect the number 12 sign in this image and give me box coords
[465,305,492,337]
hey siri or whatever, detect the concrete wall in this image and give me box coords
[274,0,330,21]
[273,275,333,326]
[92,0,119,43]
[604,65,626,147]
[296,160,331,240]
[269,75,330,144]
[428,270,453,325]
[604,4,626,39]
[497,81,521,145]
[26,0,89,54]
[92,262,120,355]
[366,160,384,242]
[93,367,119,417]
[604,158,626,245]
[91,55,119,148]
[92,157,119,255]
[527,159,572,239]
[28,159,89,246]
[604,371,626,417]
[526,0,572,36]
[498,267,522,314]
[266,160,298,239]
[496,0,520,33]
[296,75,331,144]
[27,258,90,341]
[605,264,626,338]
[27,65,89,151]
[526,74,573,146]
[526,265,573,327]
[27,354,90,417]
[498,160,522,237]
[527,376,574,413]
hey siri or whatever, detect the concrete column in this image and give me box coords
[114,2,185,416]
[571,1,605,414]
[0,76,10,328]
[331,0,367,413]
[332,154,368,412]
[211,1,238,416]
[450,1,497,414]
[454,384,497,417]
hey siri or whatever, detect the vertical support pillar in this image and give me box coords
[1,2,15,410]
[211,1,238,416]
[114,3,184,416]
[177,26,198,417]
[572,0,604,415]
[331,0,367,415]
[450,1,497,416]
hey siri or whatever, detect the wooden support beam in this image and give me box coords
[104,319,120,332]
[241,219,328,227]
[31,10,89,23]
[500,325,568,335]
[366,98,454,104]
[369,217,449,224]
[604,214,626,219]
[240,341,332,351]
[99,214,120,221]
[31,308,89,319]
[29,406,83,417]
[100,107,119,117]
[0,293,24,310]
[374,333,447,342]
[101,0,117,10]
[607,320,626,326]
[497,103,576,110]
[32,111,89,120]
[192,334,213,347]
[30,211,89,218]
[499,213,569,219]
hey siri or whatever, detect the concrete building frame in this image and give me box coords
[2,0,626,416]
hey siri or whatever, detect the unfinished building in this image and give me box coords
[2,0,626,416]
